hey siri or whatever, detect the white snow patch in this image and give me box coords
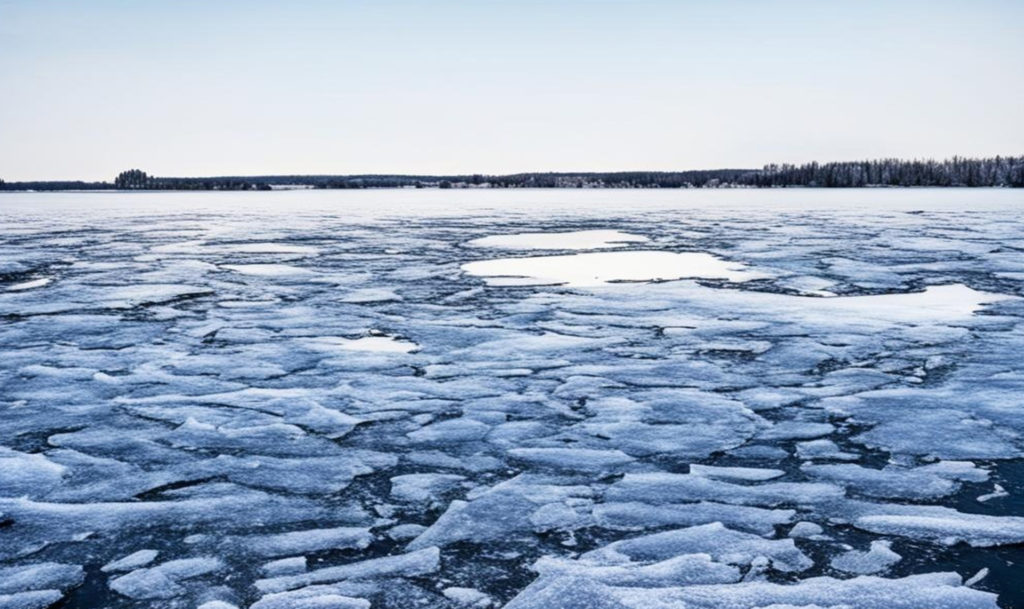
[302,335,418,354]
[467,230,649,250]
[225,243,319,255]
[807,284,1013,322]
[6,278,51,291]
[222,264,314,276]
[340,288,401,303]
[461,250,763,287]
[689,464,785,481]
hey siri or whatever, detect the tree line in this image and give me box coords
[2,156,1022,191]
[746,156,1024,188]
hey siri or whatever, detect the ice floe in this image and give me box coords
[255,547,441,593]
[830,540,902,574]
[580,523,813,572]
[109,557,224,600]
[101,550,159,573]
[851,508,1024,547]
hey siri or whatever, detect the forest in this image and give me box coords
[2,156,1022,191]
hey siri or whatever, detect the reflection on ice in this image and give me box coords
[466,229,649,250]
[462,250,763,286]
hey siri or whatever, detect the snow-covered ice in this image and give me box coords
[1,188,1023,608]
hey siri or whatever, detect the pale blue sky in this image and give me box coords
[1,0,1021,181]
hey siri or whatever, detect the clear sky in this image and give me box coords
[1,0,1022,181]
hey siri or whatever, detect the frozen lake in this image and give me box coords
[1,189,1023,609]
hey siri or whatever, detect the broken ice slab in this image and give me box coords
[254,547,441,593]
[108,557,224,600]
[606,473,845,507]
[579,522,813,572]
[233,527,373,558]
[592,501,794,536]
[503,571,998,609]
[830,540,902,575]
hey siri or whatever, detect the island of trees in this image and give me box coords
[2,155,1022,191]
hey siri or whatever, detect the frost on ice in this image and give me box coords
[1,191,1023,608]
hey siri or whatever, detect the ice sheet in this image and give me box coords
[2,189,1022,608]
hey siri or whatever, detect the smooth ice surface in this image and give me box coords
[1,189,1023,609]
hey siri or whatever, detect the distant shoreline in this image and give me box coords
[1,185,1021,194]
[3,156,1022,191]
